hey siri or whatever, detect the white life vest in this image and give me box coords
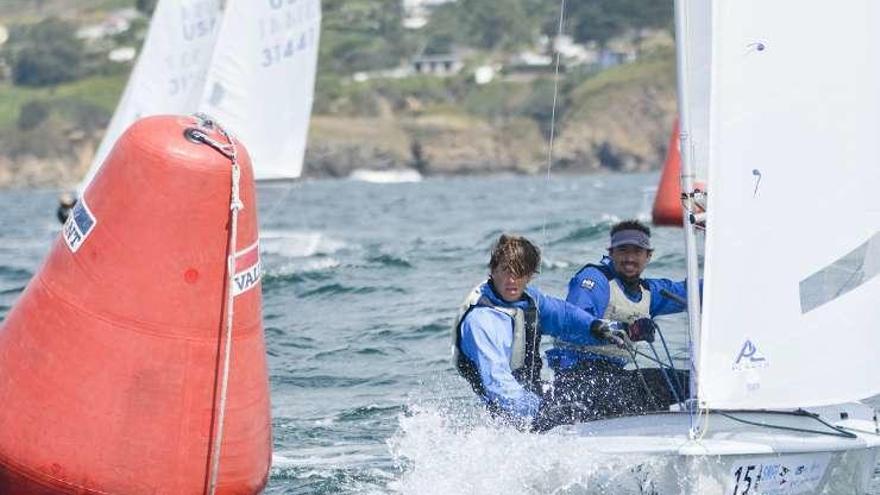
[604,279,651,323]
[451,282,541,394]
[556,278,652,361]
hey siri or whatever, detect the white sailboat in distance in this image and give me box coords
[549,1,880,493]
[79,0,321,196]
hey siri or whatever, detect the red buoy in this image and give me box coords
[0,115,270,494]
[652,121,684,226]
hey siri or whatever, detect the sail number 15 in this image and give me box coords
[731,465,760,495]
[727,454,830,495]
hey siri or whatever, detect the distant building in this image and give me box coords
[76,8,140,41]
[402,0,456,30]
[353,67,413,82]
[411,53,462,76]
[502,51,559,80]
[108,47,137,63]
[552,35,591,66]
[473,65,496,85]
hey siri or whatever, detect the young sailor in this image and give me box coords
[452,234,602,430]
[544,220,693,425]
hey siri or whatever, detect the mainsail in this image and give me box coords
[80,0,224,194]
[81,0,321,192]
[696,0,880,409]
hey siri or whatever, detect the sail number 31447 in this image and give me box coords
[261,29,316,68]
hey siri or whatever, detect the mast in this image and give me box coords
[673,0,704,433]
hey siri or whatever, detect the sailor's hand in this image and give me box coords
[590,319,628,346]
[627,318,657,343]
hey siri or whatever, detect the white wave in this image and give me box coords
[599,213,621,224]
[272,449,377,468]
[541,257,571,270]
[349,169,423,184]
[260,230,346,258]
[266,258,341,279]
[272,444,393,472]
[388,405,665,495]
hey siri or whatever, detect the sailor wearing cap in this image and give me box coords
[538,220,694,426]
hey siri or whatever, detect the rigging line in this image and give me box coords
[626,346,675,368]
[654,322,687,401]
[620,340,662,410]
[717,411,857,440]
[187,114,243,495]
[539,0,566,253]
[648,344,683,406]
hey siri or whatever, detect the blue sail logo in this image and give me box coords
[733,339,768,370]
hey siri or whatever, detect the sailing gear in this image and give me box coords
[589,319,628,342]
[453,280,601,422]
[605,276,652,324]
[609,229,652,250]
[536,361,691,429]
[627,318,657,343]
[453,282,542,401]
[546,256,690,371]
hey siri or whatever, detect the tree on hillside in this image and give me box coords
[319,0,412,73]
[568,0,673,51]
[421,3,459,55]
[522,0,564,41]
[456,0,533,51]
[10,18,84,87]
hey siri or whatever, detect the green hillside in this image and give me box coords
[0,0,678,186]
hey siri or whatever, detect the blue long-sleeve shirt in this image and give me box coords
[546,256,691,370]
[459,282,602,420]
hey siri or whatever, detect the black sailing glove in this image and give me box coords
[627,317,657,343]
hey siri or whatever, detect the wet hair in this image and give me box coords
[488,234,541,278]
[610,219,651,238]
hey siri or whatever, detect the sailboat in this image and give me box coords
[550,0,880,492]
[79,0,321,195]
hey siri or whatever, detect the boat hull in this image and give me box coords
[550,408,880,494]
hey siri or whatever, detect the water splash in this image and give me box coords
[388,406,668,495]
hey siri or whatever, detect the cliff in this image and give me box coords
[0,51,677,188]
[302,51,676,178]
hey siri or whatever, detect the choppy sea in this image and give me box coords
[1,173,878,494]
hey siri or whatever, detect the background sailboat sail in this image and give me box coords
[82,0,321,193]
[698,0,880,410]
[79,0,224,194]
[198,0,321,181]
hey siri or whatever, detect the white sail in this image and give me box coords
[82,0,321,191]
[679,0,711,183]
[197,0,321,180]
[80,0,224,194]
[698,0,880,409]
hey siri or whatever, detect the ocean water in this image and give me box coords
[1,173,878,494]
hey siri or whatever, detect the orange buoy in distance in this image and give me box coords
[0,115,271,494]
[652,120,685,226]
